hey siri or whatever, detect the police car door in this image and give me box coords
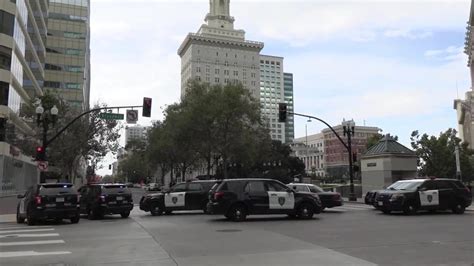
[185,183,203,210]
[265,181,295,214]
[243,181,268,214]
[165,183,186,210]
[434,180,454,210]
[418,180,439,210]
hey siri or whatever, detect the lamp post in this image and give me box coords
[36,103,59,182]
[342,119,356,201]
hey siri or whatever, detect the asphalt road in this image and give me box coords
[0,203,473,266]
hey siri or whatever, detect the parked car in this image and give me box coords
[78,183,133,219]
[288,183,343,210]
[145,183,161,192]
[207,179,322,221]
[365,190,383,208]
[140,180,218,215]
[16,183,80,225]
[375,178,472,215]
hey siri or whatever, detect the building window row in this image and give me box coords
[46,47,84,56]
[44,81,82,90]
[49,12,87,22]
[0,11,15,37]
[45,63,83,73]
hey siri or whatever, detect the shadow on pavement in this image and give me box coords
[208,216,321,223]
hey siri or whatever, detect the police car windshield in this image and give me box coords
[387,180,424,191]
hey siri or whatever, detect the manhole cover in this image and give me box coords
[216,229,242,233]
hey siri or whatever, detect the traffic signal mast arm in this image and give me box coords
[45,104,143,148]
[289,111,350,151]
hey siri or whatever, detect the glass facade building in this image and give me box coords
[44,0,90,111]
[283,72,294,143]
[1,0,48,195]
[259,55,286,143]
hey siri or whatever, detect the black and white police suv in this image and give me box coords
[17,183,80,225]
[207,179,322,221]
[78,183,133,219]
[139,180,217,216]
[375,178,472,215]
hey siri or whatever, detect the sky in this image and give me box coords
[90,0,472,175]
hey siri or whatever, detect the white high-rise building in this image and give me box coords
[259,55,285,143]
[178,0,264,100]
[124,125,148,147]
[178,0,293,143]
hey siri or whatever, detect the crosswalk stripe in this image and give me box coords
[0,228,55,234]
[0,251,71,258]
[0,240,64,246]
[0,226,53,230]
[0,233,59,238]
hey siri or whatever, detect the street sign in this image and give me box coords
[126,110,138,124]
[99,113,124,120]
[37,161,48,172]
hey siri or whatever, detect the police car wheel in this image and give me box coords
[70,216,80,224]
[452,203,465,214]
[27,213,36,226]
[228,204,247,222]
[403,204,417,215]
[120,212,130,218]
[151,205,163,216]
[297,203,314,219]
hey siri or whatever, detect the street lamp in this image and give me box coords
[36,103,59,182]
[342,119,356,201]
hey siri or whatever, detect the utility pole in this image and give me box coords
[455,145,462,181]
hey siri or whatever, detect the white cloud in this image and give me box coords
[424,46,464,61]
[384,29,433,39]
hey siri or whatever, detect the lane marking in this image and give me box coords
[0,228,55,234]
[0,240,64,246]
[0,251,71,258]
[0,233,59,238]
[0,226,53,230]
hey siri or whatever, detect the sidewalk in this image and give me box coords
[342,197,474,211]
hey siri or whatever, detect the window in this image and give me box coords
[187,183,202,191]
[291,185,309,192]
[215,69,220,74]
[244,181,266,194]
[0,46,11,70]
[66,83,81,89]
[44,81,61,88]
[266,181,287,192]
[215,77,220,83]
[0,81,9,105]
[171,183,186,192]
[196,67,201,73]
[309,185,324,193]
[435,181,452,190]
[0,11,14,36]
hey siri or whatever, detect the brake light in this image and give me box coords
[214,191,224,200]
[35,196,42,205]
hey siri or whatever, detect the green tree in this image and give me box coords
[410,129,473,181]
[366,133,398,149]
[17,91,121,180]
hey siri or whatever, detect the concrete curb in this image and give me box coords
[0,214,16,223]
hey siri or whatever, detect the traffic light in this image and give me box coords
[142,97,152,117]
[35,146,46,161]
[278,103,287,123]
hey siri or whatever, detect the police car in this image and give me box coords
[375,178,472,215]
[206,179,322,221]
[139,180,217,215]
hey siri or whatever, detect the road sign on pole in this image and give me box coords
[126,110,138,124]
[37,161,48,172]
[99,113,124,120]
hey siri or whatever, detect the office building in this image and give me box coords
[293,133,325,176]
[43,0,90,111]
[1,0,47,195]
[283,72,294,143]
[125,125,149,147]
[178,0,294,143]
[259,55,285,143]
[454,0,474,148]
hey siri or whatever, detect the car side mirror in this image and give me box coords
[17,194,24,199]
